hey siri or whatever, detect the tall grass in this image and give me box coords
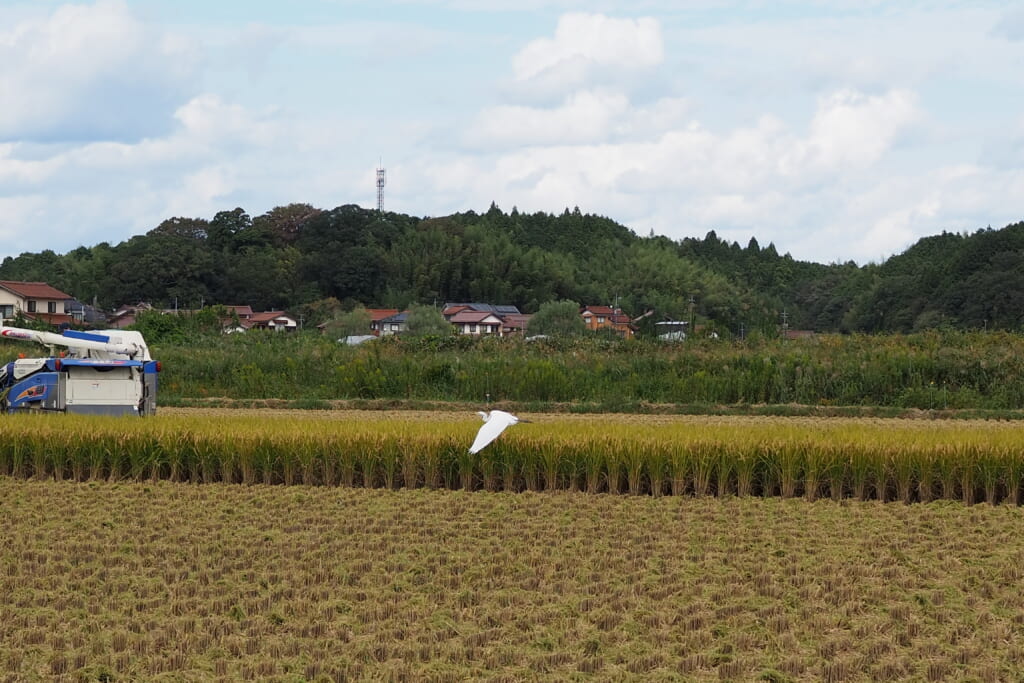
[2,412,1024,504]
[61,328,1024,411]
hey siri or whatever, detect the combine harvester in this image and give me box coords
[0,323,159,415]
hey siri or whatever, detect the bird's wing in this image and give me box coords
[469,418,511,454]
[489,410,518,424]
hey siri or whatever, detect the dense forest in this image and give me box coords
[0,201,1021,336]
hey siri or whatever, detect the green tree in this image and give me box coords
[384,219,466,303]
[129,309,189,344]
[147,216,209,240]
[254,203,323,247]
[107,234,216,308]
[405,304,453,337]
[296,298,344,327]
[207,208,254,253]
[526,300,586,337]
[221,246,293,311]
[324,307,373,338]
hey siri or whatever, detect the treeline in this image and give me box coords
[0,201,1021,334]
[841,223,1024,332]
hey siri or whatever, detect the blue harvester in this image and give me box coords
[0,324,159,415]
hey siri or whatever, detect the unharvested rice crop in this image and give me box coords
[3,478,1024,681]
[1,409,1024,504]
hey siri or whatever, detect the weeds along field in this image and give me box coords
[146,329,1024,411]
[3,409,1024,504]
[3,478,1024,681]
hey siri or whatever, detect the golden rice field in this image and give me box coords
[3,478,1024,681]
[3,409,1024,504]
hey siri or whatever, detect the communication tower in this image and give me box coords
[376,164,386,212]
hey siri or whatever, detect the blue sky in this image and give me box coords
[1,1,1023,265]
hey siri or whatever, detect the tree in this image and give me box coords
[296,297,344,327]
[324,307,372,338]
[221,246,293,311]
[129,309,189,344]
[107,234,215,308]
[254,203,323,247]
[405,304,453,337]
[526,300,586,337]
[147,217,209,240]
[207,208,254,252]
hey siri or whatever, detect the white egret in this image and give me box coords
[469,410,531,454]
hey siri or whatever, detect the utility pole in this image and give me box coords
[781,310,789,339]
[688,295,696,337]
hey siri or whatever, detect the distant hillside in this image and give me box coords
[840,222,1024,332]
[0,203,1020,335]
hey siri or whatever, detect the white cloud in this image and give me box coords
[410,80,938,264]
[615,97,693,137]
[173,95,280,146]
[797,89,920,171]
[167,166,240,217]
[0,195,48,254]
[695,191,787,229]
[0,0,199,142]
[467,90,630,147]
[0,144,63,185]
[467,91,694,149]
[511,13,663,93]
[282,20,452,59]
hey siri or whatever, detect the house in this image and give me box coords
[222,305,254,322]
[443,302,521,318]
[246,311,298,331]
[367,308,399,336]
[375,303,529,337]
[443,302,527,337]
[580,305,636,339]
[211,306,255,332]
[499,312,532,336]
[108,302,154,329]
[0,280,74,327]
[66,299,108,327]
[377,311,410,336]
[448,309,504,336]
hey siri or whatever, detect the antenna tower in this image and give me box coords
[376,164,386,212]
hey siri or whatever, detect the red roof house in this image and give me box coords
[246,311,298,331]
[367,308,399,336]
[580,305,636,338]
[449,309,504,336]
[0,280,74,327]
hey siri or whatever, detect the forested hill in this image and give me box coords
[840,222,1024,333]
[0,202,1021,335]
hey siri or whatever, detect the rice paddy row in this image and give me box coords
[3,478,1024,681]
[2,410,1024,504]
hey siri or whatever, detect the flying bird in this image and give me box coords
[469,410,531,454]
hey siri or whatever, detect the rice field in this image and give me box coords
[2,409,1024,504]
[3,478,1024,681]
[5,410,1024,680]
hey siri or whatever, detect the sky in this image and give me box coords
[1,1,1023,266]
